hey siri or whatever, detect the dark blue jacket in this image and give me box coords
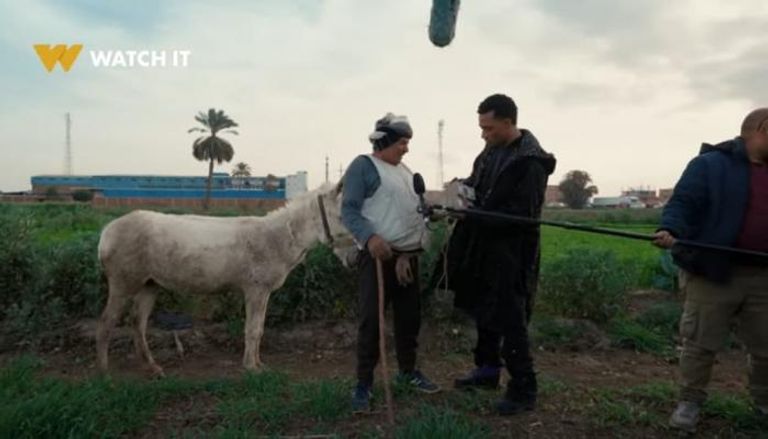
[660,137,751,282]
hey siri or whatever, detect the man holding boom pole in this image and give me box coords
[654,108,768,433]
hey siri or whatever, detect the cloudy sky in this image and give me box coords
[1,0,766,195]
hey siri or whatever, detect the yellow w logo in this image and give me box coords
[34,44,83,72]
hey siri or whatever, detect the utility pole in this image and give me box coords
[325,155,329,183]
[437,119,445,188]
[65,112,72,175]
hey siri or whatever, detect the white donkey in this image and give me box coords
[95,183,350,375]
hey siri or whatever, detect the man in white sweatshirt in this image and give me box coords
[342,113,440,413]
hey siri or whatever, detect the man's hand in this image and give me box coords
[367,234,393,260]
[395,254,415,286]
[653,230,677,249]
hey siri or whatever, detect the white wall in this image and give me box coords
[285,171,308,200]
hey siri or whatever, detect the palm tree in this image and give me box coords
[232,162,252,178]
[188,109,238,210]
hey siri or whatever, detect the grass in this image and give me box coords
[607,317,674,357]
[589,388,665,428]
[0,358,353,438]
[635,301,682,335]
[539,374,571,396]
[543,208,662,225]
[0,356,203,438]
[293,379,351,424]
[585,380,767,435]
[215,372,295,433]
[394,404,489,439]
[0,355,493,438]
[587,381,677,429]
[7,203,767,436]
[530,312,679,359]
[2,204,664,294]
[540,224,662,288]
[2,356,766,437]
[0,203,269,245]
[212,371,353,434]
[1,203,670,335]
[0,354,558,438]
[530,314,590,347]
[2,202,662,259]
[703,393,767,432]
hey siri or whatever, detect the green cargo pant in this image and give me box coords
[678,266,768,405]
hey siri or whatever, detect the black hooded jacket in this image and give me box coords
[434,130,556,330]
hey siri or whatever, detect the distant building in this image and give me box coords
[545,185,563,207]
[622,188,661,208]
[591,196,645,209]
[658,188,674,205]
[25,172,308,209]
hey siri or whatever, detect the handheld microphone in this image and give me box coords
[412,173,431,219]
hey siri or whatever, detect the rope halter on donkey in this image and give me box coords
[317,195,334,246]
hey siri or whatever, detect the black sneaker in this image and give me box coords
[454,367,501,390]
[755,405,768,428]
[351,383,372,414]
[397,370,441,394]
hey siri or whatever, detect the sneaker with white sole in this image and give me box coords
[351,383,372,414]
[397,370,441,394]
[669,401,701,433]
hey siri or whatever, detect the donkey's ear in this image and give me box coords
[334,179,344,198]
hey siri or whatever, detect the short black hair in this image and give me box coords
[477,94,518,124]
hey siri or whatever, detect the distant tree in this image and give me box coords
[264,173,279,192]
[558,170,599,209]
[188,108,238,210]
[232,162,252,178]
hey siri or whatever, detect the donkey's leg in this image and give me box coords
[243,287,271,371]
[96,278,132,373]
[131,286,164,376]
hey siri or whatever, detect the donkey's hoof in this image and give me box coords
[148,364,166,378]
[244,361,266,373]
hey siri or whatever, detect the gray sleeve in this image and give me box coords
[341,155,381,245]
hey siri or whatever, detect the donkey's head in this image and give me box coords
[425,178,473,209]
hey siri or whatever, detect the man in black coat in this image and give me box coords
[437,94,556,415]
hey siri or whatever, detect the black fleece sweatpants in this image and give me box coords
[356,251,421,386]
[472,293,534,378]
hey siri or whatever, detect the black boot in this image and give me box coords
[496,372,537,415]
[453,366,501,390]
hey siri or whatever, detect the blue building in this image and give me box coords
[30,172,308,204]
